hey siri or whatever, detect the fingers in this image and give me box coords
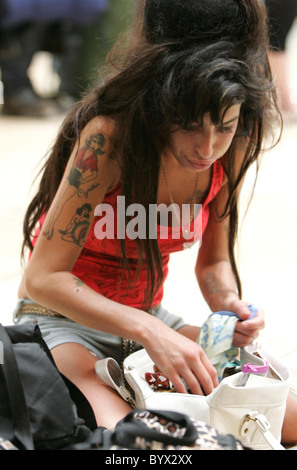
[161,347,218,396]
[233,330,258,348]
[221,299,265,347]
[187,352,218,395]
[236,303,254,321]
[233,308,265,347]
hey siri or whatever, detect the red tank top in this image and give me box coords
[32,159,224,309]
[73,159,224,308]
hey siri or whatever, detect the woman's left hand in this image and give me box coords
[226,299,265,347]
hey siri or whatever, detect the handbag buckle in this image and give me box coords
[245,412,271,432]
[240,412,285,450]
[240,412,271,439]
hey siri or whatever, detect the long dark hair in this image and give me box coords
[22,0,281,309]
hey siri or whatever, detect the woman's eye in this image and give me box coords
[184,125,201,133]
[219,125,234,134]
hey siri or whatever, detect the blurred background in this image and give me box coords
[0,0,297,382]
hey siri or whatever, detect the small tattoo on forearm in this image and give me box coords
[204,272,221,294]
[73,276,84,293]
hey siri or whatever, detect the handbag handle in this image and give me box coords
[95,358,135,406]
[0,325,34,450]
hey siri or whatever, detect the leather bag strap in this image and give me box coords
[240,412,285,450]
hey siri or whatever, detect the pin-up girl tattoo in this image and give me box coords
[43,133,106,240]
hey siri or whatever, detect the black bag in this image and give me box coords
[0,323,97,450]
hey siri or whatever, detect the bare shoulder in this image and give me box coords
[79,115,117,158]
[81,115,116,140]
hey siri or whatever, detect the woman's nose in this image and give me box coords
[194,132,214,159]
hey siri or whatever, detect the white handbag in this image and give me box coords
[95,341,291,450]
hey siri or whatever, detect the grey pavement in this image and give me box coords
[1,34,297,386]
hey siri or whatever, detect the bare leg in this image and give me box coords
[281,395,297,446]
[51,342,132,429]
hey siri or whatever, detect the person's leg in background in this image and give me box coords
[0,23,61,117]
[266,0,297,119]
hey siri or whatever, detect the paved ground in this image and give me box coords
[1,30,297,386]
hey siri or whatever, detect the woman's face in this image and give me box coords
[165,104,241,171]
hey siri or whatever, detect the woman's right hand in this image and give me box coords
[140,319,218,396]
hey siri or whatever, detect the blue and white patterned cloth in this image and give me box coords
[197,305,257,381]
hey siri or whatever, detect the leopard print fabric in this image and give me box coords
[111,409,248,450]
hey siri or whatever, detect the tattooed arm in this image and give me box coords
[195,178,265,347]
[42,126,111,241]
[23,116,123,307]
[196,182,240,311]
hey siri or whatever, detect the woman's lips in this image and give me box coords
[186,158,214,170]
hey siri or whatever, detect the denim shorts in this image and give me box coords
[14,301,186,364]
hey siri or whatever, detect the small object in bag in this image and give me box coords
[237,361,270,387]
[145,372,171,391]
[222,359,243,378]
[146,366,191,393]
